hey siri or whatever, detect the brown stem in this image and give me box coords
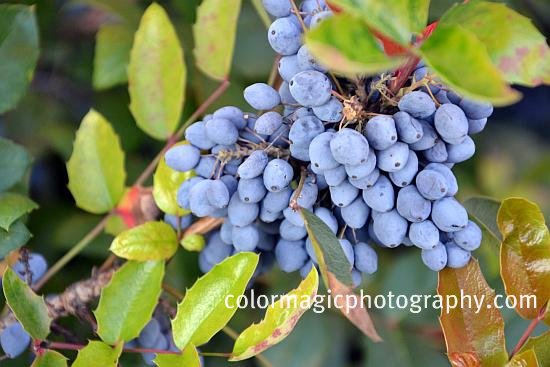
[289,167,308,211]
[510,303,548,358]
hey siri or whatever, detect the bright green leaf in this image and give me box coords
[153,142,193,216]
[154,345,200,367]
[93,23,134,90]
[110,221,178,261]
[305,15,402,76]
[193,0,241,80]
[438,259,508,367]
[128,3,185,140]
[497,198,550,320]
[0,192,38,231]
[441,1,550,87]
[67,109,126,214]
[2,267,51,339]
[508,348,539,367]
[230,267,319,361]
[0,4,39,114]
[31,350,67,367]
[0,219,31,258]
[0,137,32,192]
[72,341,123,367]
[330,0,430,45]
[520,331,550,366]
[95,260,164,344]
[420,23,521,106]
[172,252,259,349]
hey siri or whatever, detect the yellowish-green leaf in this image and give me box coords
[193,0,241,80]
[0,136,32,192]
[2,267,51,339]
[0,192,38,231]
[230,267,319,361]
[153,142,194,216]
[67,109,126,214]
[438,259,508,367]
[154,345,200,367]
[172,252,258,349]
[72,341,123,367]
[330,0,430,45]
[420,23,521,106]
[0,219,31,258]
[180,233,205,252]
[520,331,550,366]
[507,348,539,367]
[305,15,402,77]
[441,1,550,87]
[110,221,178,261]
[0,4,39,114]
[95,260,164,344]
[93,23,134,90]
[129,3,185,140]
[31,350,67,367]
[497,198,550,320]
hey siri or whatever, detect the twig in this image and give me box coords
[289,167,308,211]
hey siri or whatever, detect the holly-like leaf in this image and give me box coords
[305,15,402,76]
[464,197,501,247]
[420,23,521,106]
[520,331,550,366]
[507,348,539,367]
[110,221,178,261]
[230,267,319,361]
[441,1,550,87]
[72,341,123,367]
[154,345,200,367]
[172,252,259,349]
[329,0,429,45]
[153,143,194,216]
[0,219,31,258]
[95,260,164,344]
[438,259,508,367]
[67,109,126,214]
[2,267,51,340]
[193,0,241,80]
[31,350,67,367]
[0,193,38,231]
[497,198,550,320]
[93,23,134,90]
[0,137,32,192]
[128,3,185,140]
[0,4,39,114]
[301,208,381,342]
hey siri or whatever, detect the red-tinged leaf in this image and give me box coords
[497,198,550,320]
[507,348,539,367]
[372,29,410,56]
[115,186,159,229]
[438,259,508,367]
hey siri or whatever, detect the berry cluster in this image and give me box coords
[163,0,490,284]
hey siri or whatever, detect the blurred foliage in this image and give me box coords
[0,0,548,366]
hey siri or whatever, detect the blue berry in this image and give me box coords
[268,17,302,55]
[398,91,436,119]
[289,70,332,107]
[238,150,269,179]
[416,169,448,200]
[238,177,267,203]
[362,175,394,212]
[227,193,259,227]
[275,240,308,272]
[0,322,30,358]
[376,142,409,172]
[164,144,200,172]
[446,136,475,163]
[330,128,370,166]
[341,197,370,228]
[255,111,283,135]
[262,0,291,17]
[372,210,408,247]
[421,242,447,271]
[185,121,215,150]
[364,115,397,150]
[324,165,347,186]
[354,242,378,274]
[409,120,437,151]
[263,159,294,192]
[244,83,281,110]
[396,185,431,222]
[312,97,343,122]
[213,106,246,129]
[314,207,338,234]
[431,197,468,232]
[329,179,359,207]
[309,131,339,170]
[409,220,439,249]
[289,115,324,145]
[434,104,468,144]
[280,219,308,241]
[452,220,482,251]
[389,150,418,187]
[445,241,471,268]
[207,179,230,208]
[232,225,260,251]
[424,163,458,196]
[205,118,239,145]
[459,99,493,119]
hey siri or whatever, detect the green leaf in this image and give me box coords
[0,4,39,114]
[154,345,200,367]
[0,192,38,230]
[180,234,205,252]
[128,3,185,140]
[230,267,319,361]
[497,198,550,320]
[438,259,508,367]
[301,208,381,342]
[110,221,178,261]
[2,267,51,339]
[72,341,123,367]
[419,23,521,106]
[441,1,550,87]
[0,219,31,258]
[67,109,126,214]
[463,197,502,246]
[508,348,539,367]
[31,350,67,367]
[153,142,194,216]
[330,0,430,44]
[172,252,258,349]
[0,137,32,192]
[193,0,241,80]
[305,15,402,76]
[520,331,550,366]
[93,23,134,90]
[95,260,164,344]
